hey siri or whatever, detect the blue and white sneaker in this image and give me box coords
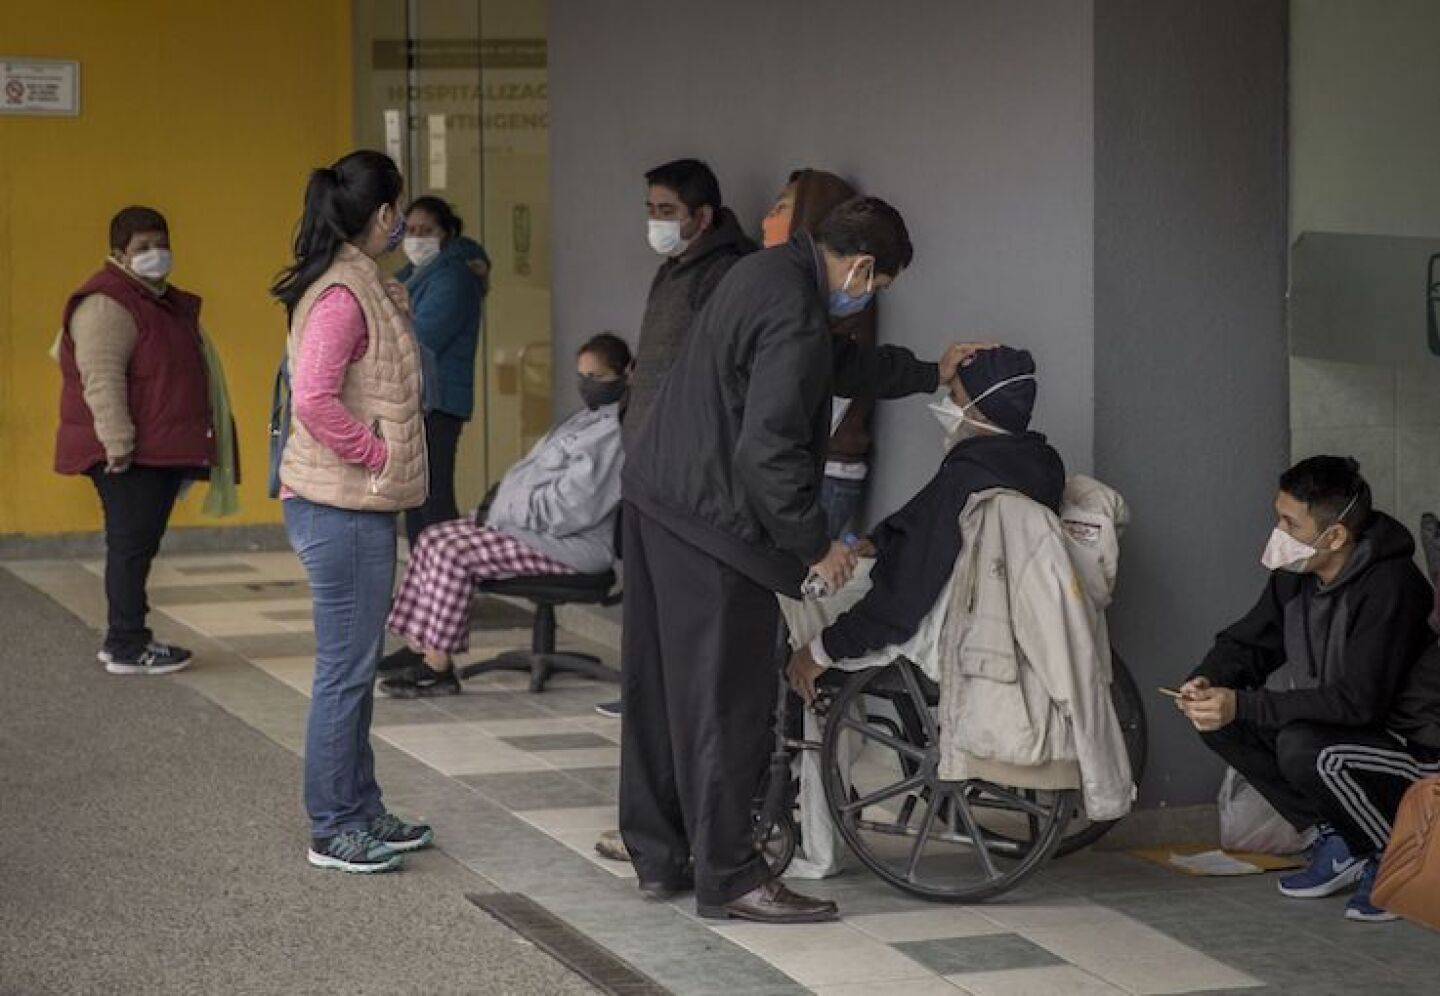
[368,812,434,853]
[307,829,403,873]
[1278,829,1364,898]
[1345,859,1400,922]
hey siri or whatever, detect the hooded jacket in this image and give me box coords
[937,481,1135,820]
[1191,512,1435,737]
[623,231,938,595]
[819,431,1065,662]
[787,169,879,467]
[396,238,483,420]
[486,402,623,573]
[624,207,755,442]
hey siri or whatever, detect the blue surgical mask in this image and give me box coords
[383,210,406,253]
[828,258,875,318]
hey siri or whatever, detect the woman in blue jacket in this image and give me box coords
[398,196,489,546]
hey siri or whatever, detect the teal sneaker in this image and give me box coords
[369,812,434,853]
[307,829,403,873]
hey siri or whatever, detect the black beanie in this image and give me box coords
[957,347,1038,433]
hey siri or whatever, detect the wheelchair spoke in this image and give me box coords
[897,661,940,745]
[838,715,928,761]
[951,784,1001,881]
[839,772,928,816]
[971,782,1055,820]
[905,789,943,882]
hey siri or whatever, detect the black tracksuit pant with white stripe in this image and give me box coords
[1202,720,1440,856]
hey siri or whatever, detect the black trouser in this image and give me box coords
[618,503,780,906]
[404,411,465,548]
[1201,719,1440,857]
[87,465,185,657]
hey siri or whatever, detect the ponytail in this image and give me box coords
[271,149,404,317]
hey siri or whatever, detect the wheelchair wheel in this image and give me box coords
[976,649,1149,859]
[755,805,798,878]
[821,659,1075,902]
[1053,649,1147,856]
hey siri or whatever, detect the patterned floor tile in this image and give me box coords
[499,732,613,752]
[896,935,1064,975]
[539,746,621,770]
[812,979,965,995]
[457,769,612,811]
[849,909,1010,943]
[1020,919,1264,994]
[946,965,1126,996]
[713,922,932,988]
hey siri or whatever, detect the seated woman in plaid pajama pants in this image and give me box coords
[379,333,631,697]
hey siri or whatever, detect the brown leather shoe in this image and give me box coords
[697,880,839,923]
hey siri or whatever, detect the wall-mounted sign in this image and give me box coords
[1,59,80,116]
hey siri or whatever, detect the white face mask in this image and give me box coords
[1261,492,1358,573]
[129,248,173,281]
[647,218,691,257]
[929,373,1037,449]
[1260,528,1322,573]
[403,236,442,269]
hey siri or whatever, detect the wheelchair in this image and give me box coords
[754,648,1146,902]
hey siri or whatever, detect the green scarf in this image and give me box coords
[199,329,240,518]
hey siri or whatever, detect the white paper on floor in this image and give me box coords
[1167,849,1262,876]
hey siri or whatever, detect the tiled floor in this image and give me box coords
[10,550,1440,996]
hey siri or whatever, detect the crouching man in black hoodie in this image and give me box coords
[1177,456,1440,923]
[785,345,1062,696]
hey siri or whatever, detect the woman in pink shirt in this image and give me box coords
[271,150,431,874]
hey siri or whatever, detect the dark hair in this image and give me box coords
[644,158,722,216]
[271,150,404,316]
[578,332,632,376]
[1279,455,1373,535]
[407,195,463,239]
[815,195,914,277]
[109,206,168,251]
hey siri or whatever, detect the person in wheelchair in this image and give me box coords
[377,333,630,697]
[786,345,1060,698]
[1177,456,1440,923]
[783,346,1135,882]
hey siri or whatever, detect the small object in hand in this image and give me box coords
[1157,687,1185,699]
[801,572,831,599]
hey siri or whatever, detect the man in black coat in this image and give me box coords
[1176,456,1440,923]
[620,196,970,923]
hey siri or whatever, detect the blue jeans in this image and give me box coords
[284,497,396,839]
[820,476,866,540]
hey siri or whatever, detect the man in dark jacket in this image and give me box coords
[1177,456,1440,923]
[619,196,970,924]
[785,347,1063,693]
[590,159,756,727]
[624,158,756,444]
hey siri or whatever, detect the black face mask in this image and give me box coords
[578,375,627,411]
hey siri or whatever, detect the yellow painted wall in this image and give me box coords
[0,0,353,536]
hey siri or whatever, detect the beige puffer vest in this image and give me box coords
[279,244,427,511]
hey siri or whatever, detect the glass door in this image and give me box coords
[353,0,552,511]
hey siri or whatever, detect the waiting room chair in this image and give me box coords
[457,572,622,694]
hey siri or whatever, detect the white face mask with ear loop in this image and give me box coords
[929,373,1036,446]
[1260,491,1360,573]
[128,248,173,281]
